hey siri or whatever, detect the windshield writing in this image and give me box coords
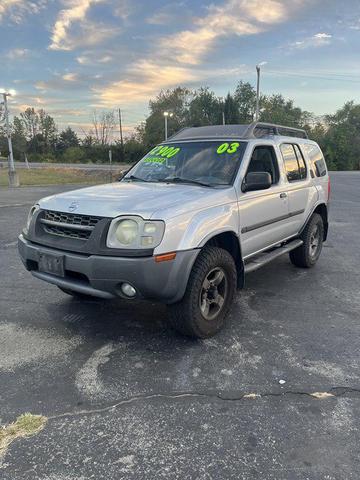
[124,141,246,186]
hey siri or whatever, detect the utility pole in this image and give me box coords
[109,149,112,182]
[255,65,261,122]
[1,92,19,187]
[222,111,225,125]
[118,108,124,163]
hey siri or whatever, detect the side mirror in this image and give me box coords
[242,172,272,192]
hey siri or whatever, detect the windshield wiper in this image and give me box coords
[123,175,147,182]
[158,177,214,188]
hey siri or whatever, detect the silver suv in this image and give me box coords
[18,122,330,338]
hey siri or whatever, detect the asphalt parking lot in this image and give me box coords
[0,172,359,479]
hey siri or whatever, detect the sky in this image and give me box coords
[2,0,360,136]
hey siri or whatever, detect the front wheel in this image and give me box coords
[167,246,237,338]
[289,213,324,268]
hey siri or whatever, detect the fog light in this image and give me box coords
[120,283,136,298]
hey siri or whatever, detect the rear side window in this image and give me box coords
[303,144,327,177]
[280,144,307,182]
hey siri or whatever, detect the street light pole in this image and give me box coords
[163,111,173,140]
[255,65,261,122]
[1,92,19,187]
[164,112,168,140]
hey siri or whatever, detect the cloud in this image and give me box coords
[6,48,30,59]
[49,0,118,51]
[0,0,46,24]
[77,53,112,64]
[146,3,187,25]
[98,0,305,106]
[62,72,79,81]
[94,59,199,105]
[159,0,295,65]
[35,74,87,92]
[290,32,333,49]
[147,11,175,25]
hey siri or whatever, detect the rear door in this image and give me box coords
[279,143,318,235]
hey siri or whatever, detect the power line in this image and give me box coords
[266,69,360,83]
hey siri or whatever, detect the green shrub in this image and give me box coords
[61,146,86,163]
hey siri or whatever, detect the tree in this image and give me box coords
[12,117,27,158]
[224,93,240,124]
[234,81,257,123]
[58,127,79,150]
[38,109,57,149]
[20,107,39,141]
[17,108,57,155]
[143,87,192,146]
[92,110,115,145]
[259,94,310,127]
[186,87,222,126]
[323,101,360,170]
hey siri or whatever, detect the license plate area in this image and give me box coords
[38,252,65,277]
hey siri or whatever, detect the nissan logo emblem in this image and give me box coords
[68,201,79,212]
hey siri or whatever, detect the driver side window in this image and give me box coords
[246,146,280,185]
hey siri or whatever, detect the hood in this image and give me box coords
[38,182,237,219]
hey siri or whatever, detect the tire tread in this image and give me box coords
[168,246,237,338]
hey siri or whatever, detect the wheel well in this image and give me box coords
[313,204,328,240]
[204,232,244,288]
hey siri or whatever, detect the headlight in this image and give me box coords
[107,216,165,249]
[115,219,139,245]
[25,204,40,233]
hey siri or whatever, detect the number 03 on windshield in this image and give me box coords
[217,142,240,154]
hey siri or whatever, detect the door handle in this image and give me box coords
[280,192,287,199]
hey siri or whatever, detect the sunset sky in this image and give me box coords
[2,0,360,136]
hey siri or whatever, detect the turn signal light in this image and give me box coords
[154,252,177,263]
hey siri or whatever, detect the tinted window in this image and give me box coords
[294,145,307,179]
[304,144,327,177]
[247,146,280,184]
[281,144,301,182]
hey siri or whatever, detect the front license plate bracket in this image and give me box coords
[38,252,65,277]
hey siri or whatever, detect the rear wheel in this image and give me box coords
[168,246,237,338]
[289,213,324,268]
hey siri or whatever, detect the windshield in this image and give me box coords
[124,141,247,187]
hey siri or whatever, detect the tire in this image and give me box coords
[289,213,324,268]
[58,286,98,300]
[167,246,237,338]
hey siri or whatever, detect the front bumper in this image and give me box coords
[18,234,199,304]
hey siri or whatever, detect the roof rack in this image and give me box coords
[246,122,308,139]
[167,122,308,142]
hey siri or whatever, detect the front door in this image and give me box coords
[238,145,294,258]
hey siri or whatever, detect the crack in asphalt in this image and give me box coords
[47,386,360,421]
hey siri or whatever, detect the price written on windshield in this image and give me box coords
[148,146,181,158]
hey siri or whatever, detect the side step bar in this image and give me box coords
[244,239,303,273]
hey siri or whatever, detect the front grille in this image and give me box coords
[40,210,102,240]
[44,210,100,228]
[43,224,91,239]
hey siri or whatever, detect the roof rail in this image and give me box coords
[246,122,308,139]
[165,122,309,142]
